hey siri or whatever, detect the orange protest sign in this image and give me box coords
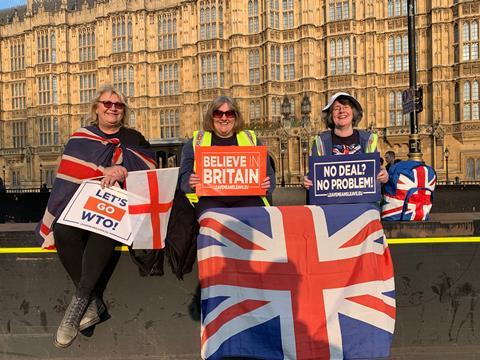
[84,196,126,222]
[195,146,267,196]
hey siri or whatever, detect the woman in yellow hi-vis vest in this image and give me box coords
[179,95,275,218]
[304,92,389,189]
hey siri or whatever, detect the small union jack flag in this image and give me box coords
[382,162,436,221]
[198,204,395,359]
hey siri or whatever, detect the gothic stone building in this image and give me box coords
[0,0,479,188]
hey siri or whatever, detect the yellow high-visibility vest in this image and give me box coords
[312,132,378,156]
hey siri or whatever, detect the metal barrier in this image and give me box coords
[0,192,50,223]
[5,187,50,193]
[437,180,480,185]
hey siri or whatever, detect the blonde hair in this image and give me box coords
[202,96,245,133]
[85,84,131,127]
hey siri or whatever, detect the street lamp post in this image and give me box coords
[301,94,311,128]
[280,142,286,187]
[39,164,43,187]
[407,0,423,162]
[281,95,291,127]
[444,148,449,184]
[280,95,292,187]
[301,140,308,176]
[301,94,312,175]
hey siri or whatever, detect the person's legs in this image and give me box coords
[76,232,117,298]
[54,223,88,288]
[53,224,116,347]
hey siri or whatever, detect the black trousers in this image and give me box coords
[54,223,117,298]
[194,196,264,218]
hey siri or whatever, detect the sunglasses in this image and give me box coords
[98,101,125,110]
[213,109,236,119]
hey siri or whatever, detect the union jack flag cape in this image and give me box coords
[35,126,156,248]
[198,204,395,360]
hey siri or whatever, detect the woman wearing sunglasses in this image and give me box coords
[179,95,275,218]
[35,84,156,348]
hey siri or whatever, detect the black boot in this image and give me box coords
[79,295,106,331]
[54,295,89,348]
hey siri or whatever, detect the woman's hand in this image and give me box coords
[104,165,128,182]
[377,168,389,184]
[189,173,200,189]
[100,175,120,189]
[260,176,270,190]
[303,176,313,190]
[101,165,127,188]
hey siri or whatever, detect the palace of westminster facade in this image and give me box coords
[0,0,478,188]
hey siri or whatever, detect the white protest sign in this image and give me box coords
[57,180,141,245]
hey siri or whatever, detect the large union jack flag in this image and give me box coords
[381,163,436,221]
[198,204,395,360]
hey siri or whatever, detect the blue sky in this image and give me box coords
[0,0,26,10]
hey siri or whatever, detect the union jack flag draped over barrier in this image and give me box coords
[35,126,156,248]
[125,168,179,249]
[381,161,436,221]
[198,204,395,360]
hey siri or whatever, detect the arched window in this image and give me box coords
[218,4,224,38]
[283,45,295,80]
[249,50,260,84]
[112,17,128,52]
[52,76,58,104]
[388,35,408,73]
[337,39,343,73]
[454,82,460,122]
[205,6,211,39]
[129,66,134,96]
[270,0,279,28]
[211,6,217,37]
[128,21,133,51]
[53,117,59,144]
[175,109,180,137]
[466,158,474,179]
[463,22,470,61]
[462,21,479,61]
[37,30,49,64]
[219,55,224,87]
[50,33,56,63]
[389,91,408,126]
[270,45,280,81]
[330,40,336,74]
[248,0,259,33]
[283,0,294,28]
[388,0,393,17]
[473,80,480,120]
[464,81,471,120]
[329,37,352,75]
[200,54,221,89]
[12,171,18,188]
[454,23,459,63]
[129,112,136,128]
